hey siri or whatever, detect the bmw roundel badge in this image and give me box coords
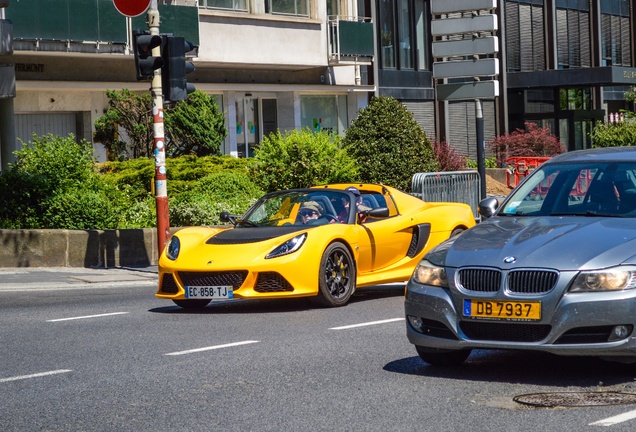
[503,256,516,264]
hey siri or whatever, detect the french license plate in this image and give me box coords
[185,285,233,300]
[463,299,541,321]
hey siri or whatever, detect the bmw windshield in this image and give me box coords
[500,162,636,218]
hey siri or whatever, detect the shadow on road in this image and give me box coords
[385,350,636,387]
[149,283,405,314]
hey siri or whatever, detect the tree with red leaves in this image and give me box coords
[487,122,565,166]
[432,140,466,171]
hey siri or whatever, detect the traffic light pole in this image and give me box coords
[147,1,170,257]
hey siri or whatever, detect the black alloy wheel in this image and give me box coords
[314,242,356,307]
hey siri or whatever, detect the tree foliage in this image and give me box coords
[164,91,227,156]
[249,128,358,192]
[487,122,565,165]
[342,96,438,191]
[94,89,226,161]
[94,89,154,160]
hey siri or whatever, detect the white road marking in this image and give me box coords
[590,409,636,426]
[47,312,129,322]
[0,369,72,383]
[165,340,260,356]
[329,317,405,330]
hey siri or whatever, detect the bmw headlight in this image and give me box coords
[166,236,180,261]
[412,260,448,288]
[569,267,636,292]
[266,233,307,259]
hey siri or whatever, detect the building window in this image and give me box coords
[414,0,429,70]
[397,0,413,69]
[379,0,428,71]
[505,0,545,72]
[560,87,592,111]
[199,0,248,12]
[380,0,396,68]
[266,0,309,16]
[300,95,348,135]
[200,0,309,16]
[555,0,590,69]
[601,0,631,66]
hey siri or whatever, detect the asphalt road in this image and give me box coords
[3,276,636,431]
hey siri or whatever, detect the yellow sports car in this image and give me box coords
[157,183,475,308]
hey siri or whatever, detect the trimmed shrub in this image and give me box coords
[342,96,438,191]
[249,128,358,192]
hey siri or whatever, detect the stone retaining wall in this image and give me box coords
[0,228,161,268]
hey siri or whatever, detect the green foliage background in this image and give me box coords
[590,121,636,148]
[1,97,454,230]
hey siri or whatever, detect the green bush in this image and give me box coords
[42,188,120,229]
[249,128,358,192]
[170,171,263,226]
[13,133,96,192]
[342,96,438,191]
[591,120,636,148]
[0,134,113,229]
[465,156,498,169]
[118,196,157,229]
[0,169,47,228]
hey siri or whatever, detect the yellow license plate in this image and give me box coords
[463,299,541,321]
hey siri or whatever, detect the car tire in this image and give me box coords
[416,346,471,366]
[173,299,211,310]
[313,242,356,307]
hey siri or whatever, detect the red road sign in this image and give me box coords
[113,0,151,17]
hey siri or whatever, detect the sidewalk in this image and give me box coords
[0,266,158,291]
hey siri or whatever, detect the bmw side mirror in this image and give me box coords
[478,197,499,219]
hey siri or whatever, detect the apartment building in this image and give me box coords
[0,0,373,165]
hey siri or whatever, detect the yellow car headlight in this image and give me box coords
[266,233,307,259]
[413,260,448,288]
[166,236,180,261]
[569,267,636,292]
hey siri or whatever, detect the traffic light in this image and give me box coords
[161,35,196,103]
[133,30,164,80]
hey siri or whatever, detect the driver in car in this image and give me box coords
[299,201,324,224]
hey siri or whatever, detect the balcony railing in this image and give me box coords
[5,0,199,54]
[328,16,374,66]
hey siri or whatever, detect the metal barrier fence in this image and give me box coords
[411,171,481,220]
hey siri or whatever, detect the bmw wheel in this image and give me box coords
[415,346,471,366]
[314,242,356,307]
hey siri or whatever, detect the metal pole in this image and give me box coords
[147,1,170,257]
[475,98,486,201]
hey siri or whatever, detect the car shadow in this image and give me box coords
[384,350,636,387]
[149,283,405,314]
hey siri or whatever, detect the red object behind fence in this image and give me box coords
[505,157,552,188]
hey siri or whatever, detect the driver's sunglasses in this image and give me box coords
[300,209,317,217]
